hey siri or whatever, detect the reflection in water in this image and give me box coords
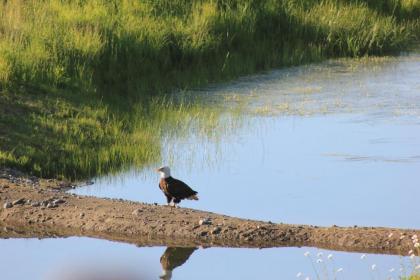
[0,236,418,280]
[46,268,147,280]
[72,53,420,229]
[159,247,197,280]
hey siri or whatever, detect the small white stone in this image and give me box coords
[3,202,12,209]
[199,218,212,225]
[132,209,143,216]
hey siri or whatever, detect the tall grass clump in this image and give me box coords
[0,0,419,179]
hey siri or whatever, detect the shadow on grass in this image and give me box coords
[0,87,161,180]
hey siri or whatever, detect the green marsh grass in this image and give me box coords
[0,89,228,180]
[1,0,419,91]
[0,0,419,179]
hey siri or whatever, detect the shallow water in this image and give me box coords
[72,53,420,229]
[4,54,419,280]
[0,237,417,280]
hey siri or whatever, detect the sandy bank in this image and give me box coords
[0,168,418,255]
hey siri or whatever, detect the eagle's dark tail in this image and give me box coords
[187,194,199,200]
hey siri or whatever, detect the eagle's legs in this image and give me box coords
[163,194,183,208]
[173,198,181,208]
[165,195,174,207]
[168,197,177,207]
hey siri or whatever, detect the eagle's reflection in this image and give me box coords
[159,247,197,280]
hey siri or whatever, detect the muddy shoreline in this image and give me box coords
[0,168,419,255]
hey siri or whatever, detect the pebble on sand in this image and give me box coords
[211,227,222,234]
[3,202,13,209]
[12,198,26,205]
[132,209,143,216]
[199,218,212,226]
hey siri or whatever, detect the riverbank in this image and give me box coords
[1,0,419,180]
[1,168,419,255]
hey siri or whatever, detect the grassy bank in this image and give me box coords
[0,0,419,180]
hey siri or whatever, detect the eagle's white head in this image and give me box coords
[156,166,171,179]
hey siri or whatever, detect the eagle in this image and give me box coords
[156,166,199,207]
[159,247,197,280]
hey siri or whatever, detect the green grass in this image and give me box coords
[0,89,226,179]
[0,0,419,180]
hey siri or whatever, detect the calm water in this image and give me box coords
[72,54,420,229]
[0,237,417,280]
[3,54,420,280]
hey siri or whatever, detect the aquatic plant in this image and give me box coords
[0,91,228,180]
[0,0,419,179]
[298,233,420,280]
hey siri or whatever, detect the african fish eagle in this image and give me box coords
[156,166,199,207]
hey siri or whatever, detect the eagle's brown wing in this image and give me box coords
[166,177,197,199]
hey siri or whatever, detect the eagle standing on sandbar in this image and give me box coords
[156,166,199,207]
